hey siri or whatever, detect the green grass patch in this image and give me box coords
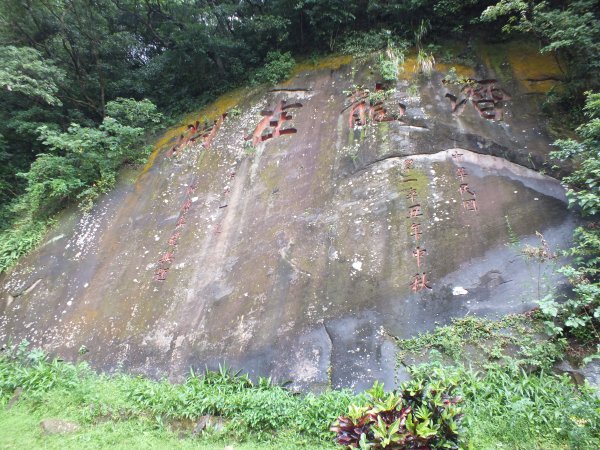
[0,344,353,449]
[2,331,599,449]
[395,313,567,370]
[412,362,600,450]
[392,313,600,449]
[0,219,49,274]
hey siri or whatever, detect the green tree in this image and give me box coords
[105,97,163,130]
[22,107,152,216]
[295,0,357,51]
[543,91,600,347]
[0,46,64,105]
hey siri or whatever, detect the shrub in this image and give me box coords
[252,51,295,85]
[19,116,148,216]
[546,91,600,349]
[0,99,161,274]
[416,49,435,77]
[331,379,463,449]
[337,30,392,56]
[552,92,600,216]
[378,41,405,84]
[0,219,48,273]
[105,98,163,130]
[379,55,399,83]
[407,361,600,450]
[13,99,160,219]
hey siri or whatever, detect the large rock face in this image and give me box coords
[0,43,574,390]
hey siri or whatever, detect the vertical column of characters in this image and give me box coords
[452,151,478,213]
[403,159,432,293]
[152,113,227,282]
[154,182,197,281]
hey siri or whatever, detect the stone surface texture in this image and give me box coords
[40,419,80,435]
[0,44,574,391]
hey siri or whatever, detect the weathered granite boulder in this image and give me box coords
[0,43,574,390]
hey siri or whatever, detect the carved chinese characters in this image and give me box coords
[444,79,511,121]
[402,159,432,293]
[245,100,302,146]
[412,246,426,269]
[344,85,404,129]
[410,222,422,243]
[167,113,227,157]
[152,108,234,281]
[451,151,479,213]
[153,97,302,282]
[154,183,197,281]
[410,272,431,293]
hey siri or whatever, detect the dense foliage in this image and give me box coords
[542,91,600,350]
[396,314,567,370]
[414,362,600,450]
[0,97,161,273]
[482,0,600,107]
[0,342,356,448]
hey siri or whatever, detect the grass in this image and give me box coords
[2,319,599,450]
[411,361,600,450]
[0,219,49,274]
[0,344,353,449]
[0,406,333,449]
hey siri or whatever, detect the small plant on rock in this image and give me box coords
[378,40,404,84]
[414,20,435,77]
[331,378,463,449]
[416,49,436,77]
[521,231,558,302]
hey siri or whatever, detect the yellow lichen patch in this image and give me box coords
[477,40,564,93]
[140,87,247,176]
[398,52,419,78]
[398,49,474,80]
[508,49,563,93]
[436,62,475,79]
[289,54,353,79]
